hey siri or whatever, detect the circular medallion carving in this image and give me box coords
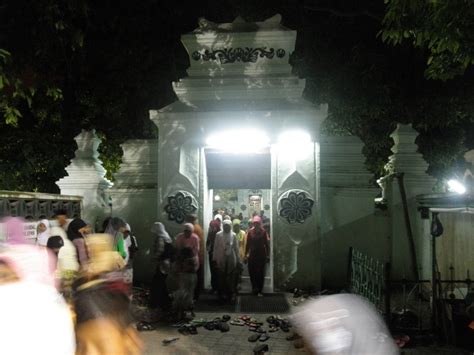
[276,48,286,58]
[164,191,198,224]
[278,190,314,224]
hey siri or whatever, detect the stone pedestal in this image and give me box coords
[56,130,112,226]
[378,124,436,280]
[107,139,158,282]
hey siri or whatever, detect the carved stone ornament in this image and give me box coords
[278,190,314,224]
[192,47,286,64]
[164,191,198,224]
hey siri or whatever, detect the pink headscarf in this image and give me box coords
[252,216,262,224]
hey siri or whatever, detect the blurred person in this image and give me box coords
[0,217,75,355]
[245,215,270,296]
[149,222,173,310]
[46,235,64,273]
[49,226,79,298]
[54,209,70,231]
[123,223,138,294]
[104,217,128,260]
[213,219,240,302]
[206,217,221,293]
[36,218,51,247]
[67,218,91,270]
[73,233,141,355]
[291,294,397,354]
[46,235,64,256]
[233,219,247,260]
[172,223,199,319]
[185,214,205,300]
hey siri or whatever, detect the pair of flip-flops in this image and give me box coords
[248,333,270,342]
[230,319,245,326]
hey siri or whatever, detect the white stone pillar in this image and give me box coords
[107,139,158,282]
[379,124,436,280]
[56,130,112,227]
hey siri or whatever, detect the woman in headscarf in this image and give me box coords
[104,217,127,260]
[172,223,200,320]
[72,234,141,355]
[149,222,173,310]
[67,218,91,270]
[245,215,270,297]
[50,226,79,301]
[232,219,247,260]
[206,217,221,293]
[213,219,240,302]
[36,219,51,247]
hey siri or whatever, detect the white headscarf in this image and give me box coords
[36,219,50,247]
[151,222,171,243]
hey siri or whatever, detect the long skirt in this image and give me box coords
[209,252,219,292]
[248,257,266,293]
[217,258,239,300]
[171,272,197,314]
[149,270,171,310]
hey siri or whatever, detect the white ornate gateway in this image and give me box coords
[150,15,327,291]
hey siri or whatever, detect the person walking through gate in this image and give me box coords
[213,219,240,302]
[185,214,204,301]
[206,217,221,293]
[245,215,270,297]
[149,222,173,311]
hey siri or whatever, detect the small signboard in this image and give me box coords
[23,222,37,240]
[0,221,38,243]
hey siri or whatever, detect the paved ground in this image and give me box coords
[140,312,303,355]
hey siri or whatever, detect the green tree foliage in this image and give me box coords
[382,0,474,80]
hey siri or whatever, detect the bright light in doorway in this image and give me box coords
[447,179,466,194]
[206,129,269,153]
[277,130,312,161]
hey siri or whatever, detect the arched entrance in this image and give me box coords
[150,15,327,291]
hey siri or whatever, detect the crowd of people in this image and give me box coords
[0,211,141,354]
[0,208,271,353]
[148,209,271,321]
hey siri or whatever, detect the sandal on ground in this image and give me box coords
[178,326,189,335]
[217,322,230,332]
[248,333,262,342]
[188,325,198,335]
[136,321,155,332]
[259,333,270,342]
[286,333,301,341]
[253,343,269,354]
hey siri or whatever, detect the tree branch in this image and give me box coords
[304,5,382,22]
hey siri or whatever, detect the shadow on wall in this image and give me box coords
[322,213,390,290]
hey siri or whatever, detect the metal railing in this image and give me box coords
[348,247,390,319]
